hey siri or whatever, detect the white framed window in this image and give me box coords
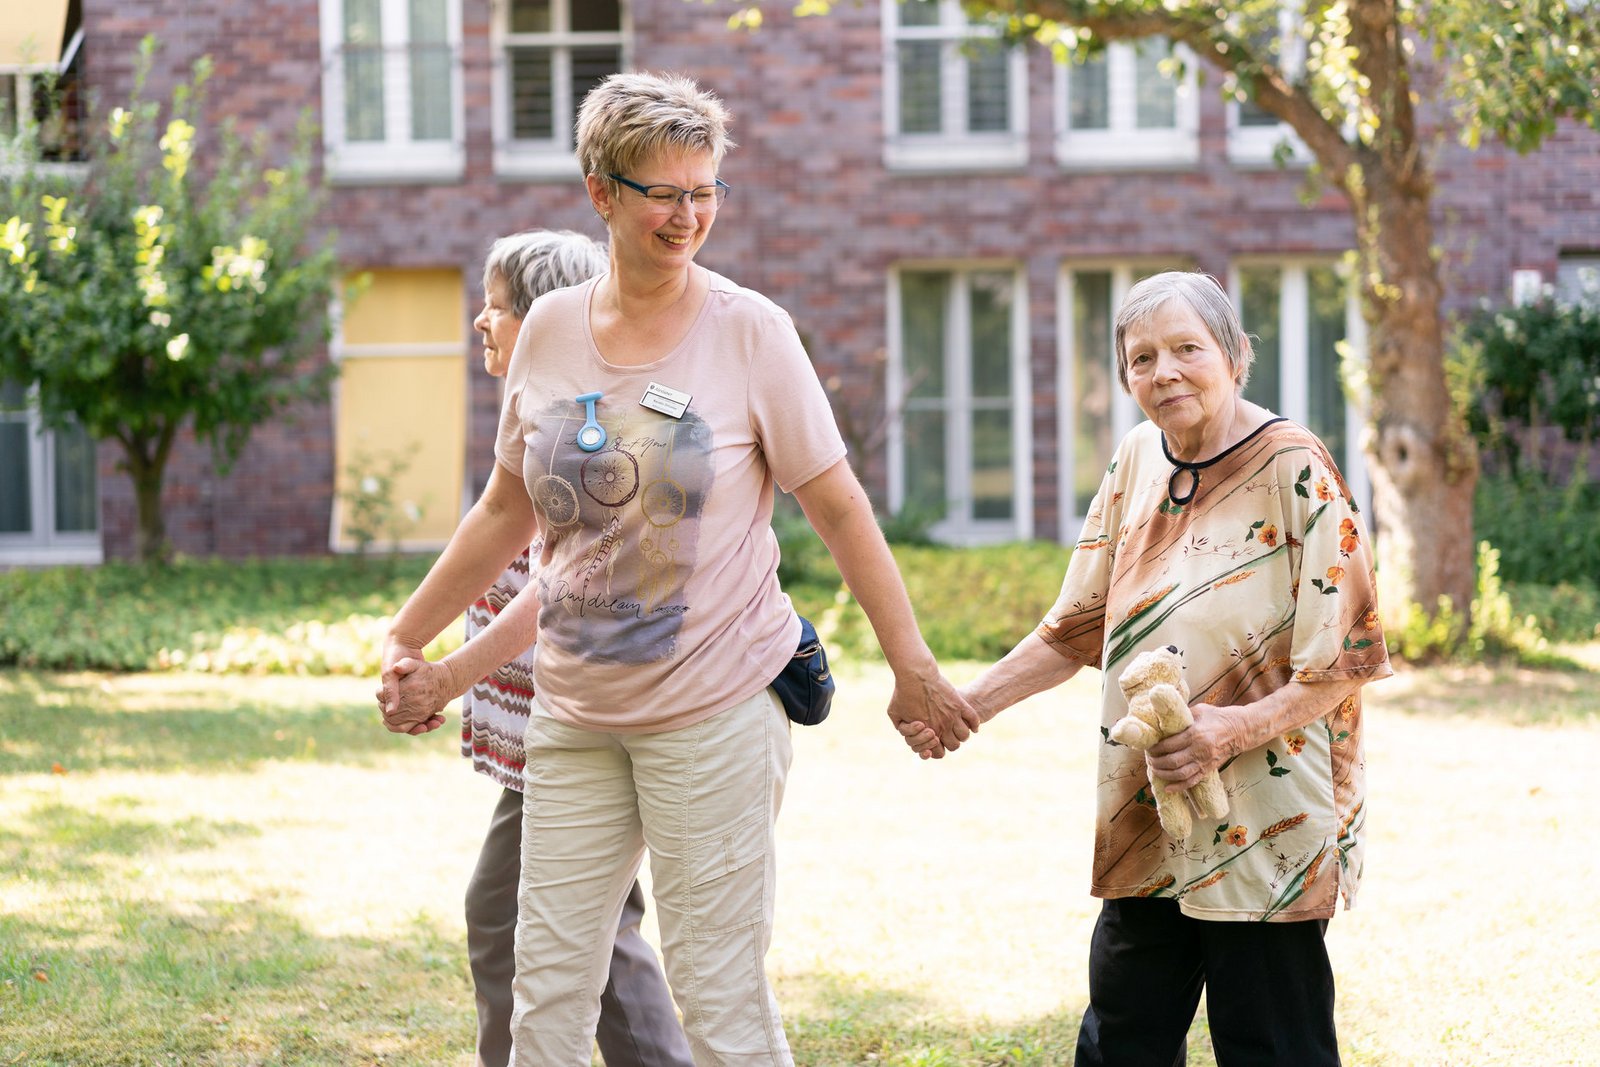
[0,380,101,566]
[882,0,1028,173]
[1229,260,1369,503]
[1054,39,1198,169]
[1055,261,1191,535]
[1556,254,1600,307]
[318,0,464,183]
[492,0,626,179]
[1225,2,1310,166]
[888,266,1032,544]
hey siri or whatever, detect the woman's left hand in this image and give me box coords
[381,656,457,735]
[1144,702,1241,790]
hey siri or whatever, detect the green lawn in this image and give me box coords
[3,658,1599,1065]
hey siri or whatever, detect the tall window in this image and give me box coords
[1055,39,1198,168]
[0,380,100,565]
[889,268,1030,543]
[493,0,625,177]
[1225,3,1309,166]
[883,0,1027,171]
[319,0,463,182]
[1232,262,1367,497]
[1057,262,1190,528]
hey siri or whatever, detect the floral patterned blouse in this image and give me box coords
[1038,418,1391,921]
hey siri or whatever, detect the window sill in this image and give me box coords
[1226,126,1312,169]
[324,145,465,185]
[0,540,104,567]
[492,147,584,182]
[884,137,1028,174]
[1054,132,1199,171]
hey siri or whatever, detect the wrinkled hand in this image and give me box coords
[886,669,979,760]
[377,639,445,735]
[1145,702,1241,791]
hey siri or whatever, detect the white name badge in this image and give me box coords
[640,381,691,419]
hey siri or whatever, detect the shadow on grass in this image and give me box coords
[1383,660,1600,725]
[0,671,423,776]
[0,893,475,1067]
[0,799,259,890]
[780,971,1089,1065]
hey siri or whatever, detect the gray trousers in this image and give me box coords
[467,785,693,1067]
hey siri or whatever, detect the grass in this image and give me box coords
[3,661,1599,1065]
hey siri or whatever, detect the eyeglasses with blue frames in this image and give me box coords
[608,173,730,212]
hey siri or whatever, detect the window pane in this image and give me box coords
[897,41,942,134]
[969,272,1012,398]
[965,41,1009,133]
[1134,41,1177,128]
[1072,271,1113,516]
[510,47,554,139]
[0,423,30,534]
[1306,265,1349,464]
[572,45,622,125]
[1068,53,1109,130]
[410,45,453,140]
[902,409,947,520]
[343,0,386,144]
[1238,98,1278,127]
[510,0,551,33]
[409,0,447,41]
[900,272,947,400]
[971,408,1013,520]
[1239,267,1281,411]
[0,76,17,137]
[52,423,97,534]
[572,0,620,33]
[898,0,941,28]
[1557,256,1600,306]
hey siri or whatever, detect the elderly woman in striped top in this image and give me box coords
[904,271,1392,1066]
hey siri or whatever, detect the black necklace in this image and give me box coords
[1160,418,1288,506]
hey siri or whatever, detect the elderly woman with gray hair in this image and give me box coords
[903,271,1392,1064]
[385,229,692,1067]
[380,72,976,1065]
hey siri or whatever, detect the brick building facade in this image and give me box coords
[5,0,1598,564]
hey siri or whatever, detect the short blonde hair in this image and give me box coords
[483,230,608,318]
[1113,271,1255,392]
[576,71,734,188]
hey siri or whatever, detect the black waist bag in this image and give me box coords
[771,615,834,725]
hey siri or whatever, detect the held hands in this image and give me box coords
[377,638,450,735]
[886,669,981,760]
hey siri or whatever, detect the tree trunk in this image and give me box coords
[119,426,177,564]
[1358,179,1480,621]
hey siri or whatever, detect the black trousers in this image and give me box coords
[1075,897,1340,1067]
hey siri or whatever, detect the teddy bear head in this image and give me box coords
[1117,644,1186,700]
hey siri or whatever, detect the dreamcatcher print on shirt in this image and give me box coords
[532,411,581,528]
[574,410,637,596]
[637,421,687,613]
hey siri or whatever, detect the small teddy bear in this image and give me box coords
[1111,645,1229,840]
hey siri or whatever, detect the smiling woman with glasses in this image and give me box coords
[378,69,979,1067]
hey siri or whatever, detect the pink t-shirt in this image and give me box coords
[495,269,846,732]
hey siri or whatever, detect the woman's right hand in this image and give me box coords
[380,655,456,735]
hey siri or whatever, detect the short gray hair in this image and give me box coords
[576,71,734,191]
[482,230,608,317]
[1113,271,1254,392]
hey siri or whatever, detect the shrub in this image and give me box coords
[1473,469,1600,587]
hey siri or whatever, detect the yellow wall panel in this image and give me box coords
[334,355,465,549]
[342,268,464,347]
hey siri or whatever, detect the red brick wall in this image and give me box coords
[81,0,1600,557]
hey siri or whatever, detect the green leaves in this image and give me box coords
[0,40,340,559]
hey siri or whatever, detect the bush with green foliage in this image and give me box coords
[1473,469,1600,588]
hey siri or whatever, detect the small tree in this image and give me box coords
[0,38,339,562]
